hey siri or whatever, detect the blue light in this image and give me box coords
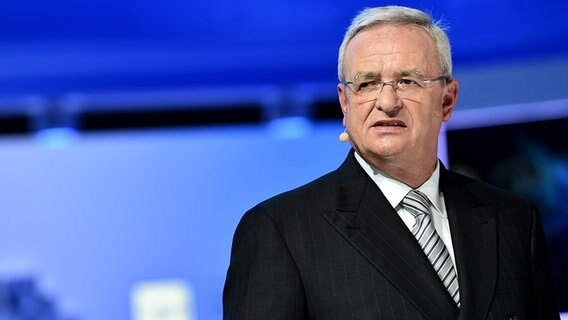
[265,116,313,139]
[34,127,80,149]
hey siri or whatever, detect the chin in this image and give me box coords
[364,146,404,161]
[369,140,405,155]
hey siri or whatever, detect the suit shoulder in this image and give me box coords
[259,169,337,210]
[244,170,337,222]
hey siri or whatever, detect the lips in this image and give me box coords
[373,120,407,127]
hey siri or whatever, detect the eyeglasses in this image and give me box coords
[342,75,449,99]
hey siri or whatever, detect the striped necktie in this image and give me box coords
[402,190,460,307]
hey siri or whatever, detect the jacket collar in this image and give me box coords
[323,150,497,320]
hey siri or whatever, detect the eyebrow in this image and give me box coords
[352,69,426,81]
[353,71,381,81]
[396,69,426,78]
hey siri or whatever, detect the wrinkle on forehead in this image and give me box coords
[344,24,441,79]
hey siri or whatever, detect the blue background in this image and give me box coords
[0,0,567,97]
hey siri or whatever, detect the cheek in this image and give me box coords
[409,105,443,136]
[420,97,445,122]
[344,107,359,129]
[427,108,443,123]
[350,103,375,124]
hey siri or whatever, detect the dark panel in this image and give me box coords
[80,105,263,131]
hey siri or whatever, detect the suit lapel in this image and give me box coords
[441,169,497,320]
[321,152,458,320]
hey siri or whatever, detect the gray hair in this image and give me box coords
[337,6,452,82]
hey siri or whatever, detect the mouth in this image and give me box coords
[372,120,407,128]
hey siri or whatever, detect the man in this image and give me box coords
[223,5,559,320]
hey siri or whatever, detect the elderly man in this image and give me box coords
[223,5,559,320]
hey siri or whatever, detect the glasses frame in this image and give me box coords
[342,75,450,97]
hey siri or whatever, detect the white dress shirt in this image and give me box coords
[354,152,457,270]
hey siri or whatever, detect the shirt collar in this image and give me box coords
[354,152,445,217]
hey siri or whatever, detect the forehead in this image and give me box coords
[344,24,440,76]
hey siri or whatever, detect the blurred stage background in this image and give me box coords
[0,0,567,319]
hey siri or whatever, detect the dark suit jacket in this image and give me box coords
[223,150,559,320]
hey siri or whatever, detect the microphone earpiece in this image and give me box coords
[339,130,349,142]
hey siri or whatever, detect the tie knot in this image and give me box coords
[402,190,431,217]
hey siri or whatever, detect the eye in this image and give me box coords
[397,78,420,89]
[357,80,380,91]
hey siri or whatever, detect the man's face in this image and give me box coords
[338,24,458,167]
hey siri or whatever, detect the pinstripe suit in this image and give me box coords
[223,150,559,319]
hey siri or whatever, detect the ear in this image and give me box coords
[337,83,349,126]
[441,79,459,122]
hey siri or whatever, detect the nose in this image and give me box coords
[375,82,402,114]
